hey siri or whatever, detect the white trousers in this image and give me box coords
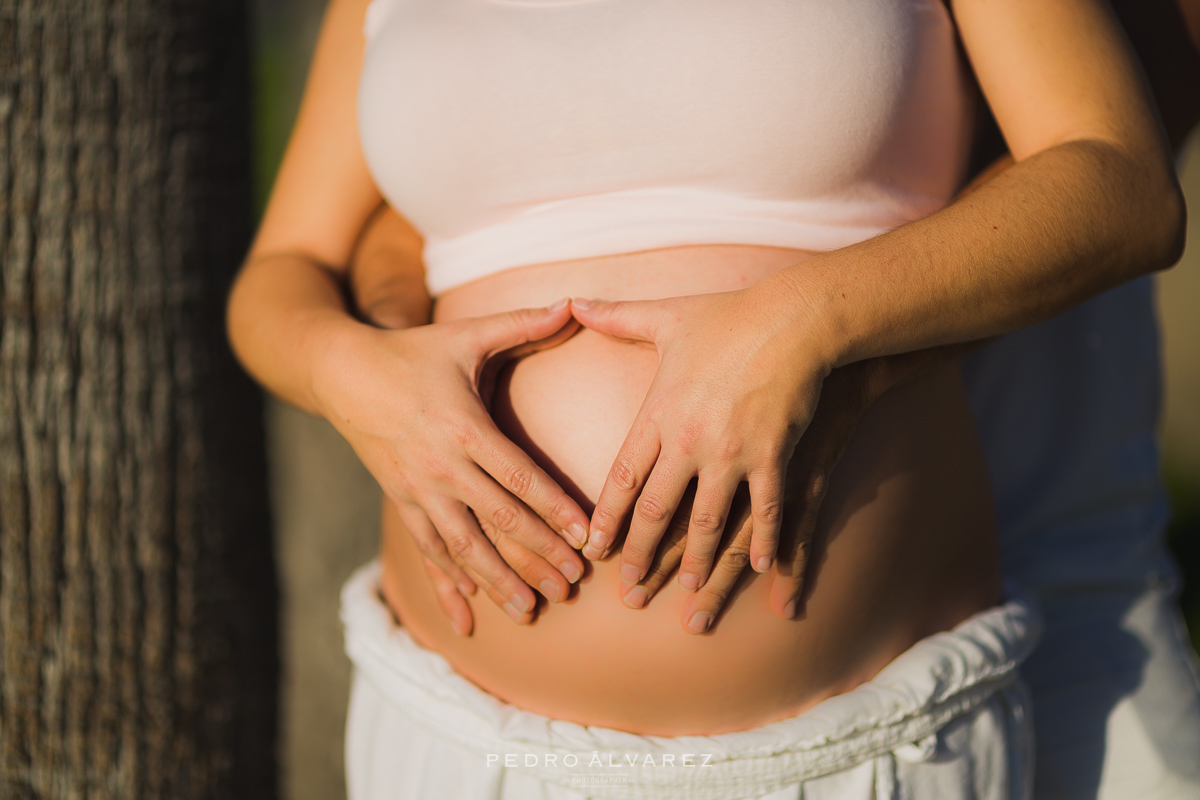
[341,562,1041,800]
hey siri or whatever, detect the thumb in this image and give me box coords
[468,298,575,357]
[570,297,665,343]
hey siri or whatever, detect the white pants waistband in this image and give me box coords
[341,561,1041,800]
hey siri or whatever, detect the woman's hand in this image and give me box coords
[310,301,590,624]
[570,282,837,595]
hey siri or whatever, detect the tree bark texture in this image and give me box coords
[0,1,277,797]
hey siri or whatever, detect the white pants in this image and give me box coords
[341,562,1041,800]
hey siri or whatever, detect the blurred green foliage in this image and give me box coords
[254,40,295,216]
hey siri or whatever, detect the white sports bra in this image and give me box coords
[359,0,973,295]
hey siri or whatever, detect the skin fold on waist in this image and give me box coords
[378,245,1002,736]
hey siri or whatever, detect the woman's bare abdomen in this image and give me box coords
[378,245,1002,735]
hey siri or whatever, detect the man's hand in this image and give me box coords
[614,346,985,631]
[612,361,879,631]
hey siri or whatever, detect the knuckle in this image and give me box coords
[636,493,671,523]
[754,499,783,525]
[610,458,640,492]
[415,453,451,483]
[409,535,435,557]
[718,436,744,461]
[489,503,520,534]
[503,464,533,497]
[544,496,573,526]
[761,442,789,466]
[720,544,753,572]
[644,395,672,420]
[676,421,704,455]
[477,518,501,543]
[808,471,829,500]
[690,509,725,533]
[444,531,474,557]
[507,307,534,329]
[591,506,620,534]
[444,414,479,449]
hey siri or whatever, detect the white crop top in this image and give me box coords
[359,0,973,295]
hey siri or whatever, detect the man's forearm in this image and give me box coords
[778,138,1184,371]
[348,203,432,329]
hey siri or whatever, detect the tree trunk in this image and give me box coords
[0,1,277,797]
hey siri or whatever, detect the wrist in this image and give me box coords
[752,259,845,375]
[306,310,382,421]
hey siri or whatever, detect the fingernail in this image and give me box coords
[511,593,532,614]
[560,561,582,584]
[679,573,700,592]
[585,531,609,558]
[624,586,648,609]
[503,602,523,623]
[783,599,797,619]
[546,297,569,311]
[620,563,641,584]
[539,580,564,603]
[565,523,588,548]
[755,557,773,573]
[687,611,712,633]
[572,297,595,310]
[450,618,468,637]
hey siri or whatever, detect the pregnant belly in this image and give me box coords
[378,245,1002,735]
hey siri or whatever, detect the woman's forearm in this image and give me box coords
[777,137,1185,369]
[227,253,362,417]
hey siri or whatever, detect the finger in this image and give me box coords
[472,511,570,606]
[618,462,693,586]
[476,317,582,405]
[677,470,740,592]
[463,419,590,558]
[681,515,754,635]
[584,426,662,560]
[422,494,539,617]
[569,297,667,344]
[394,502,476,597]
[621,498,691,610]
[463,302,576,361]
[496,317,582,362]
[769,472,824,619]
[489,529,572,605]
[421,556,474,636]
[454,458,584,585]
[476,568,535,625]
[748,466,786,574]
[443,552,534,625]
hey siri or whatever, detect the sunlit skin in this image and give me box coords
[226,0,1184,736]
[378,245,1002,734]
[347,0,1200,638]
